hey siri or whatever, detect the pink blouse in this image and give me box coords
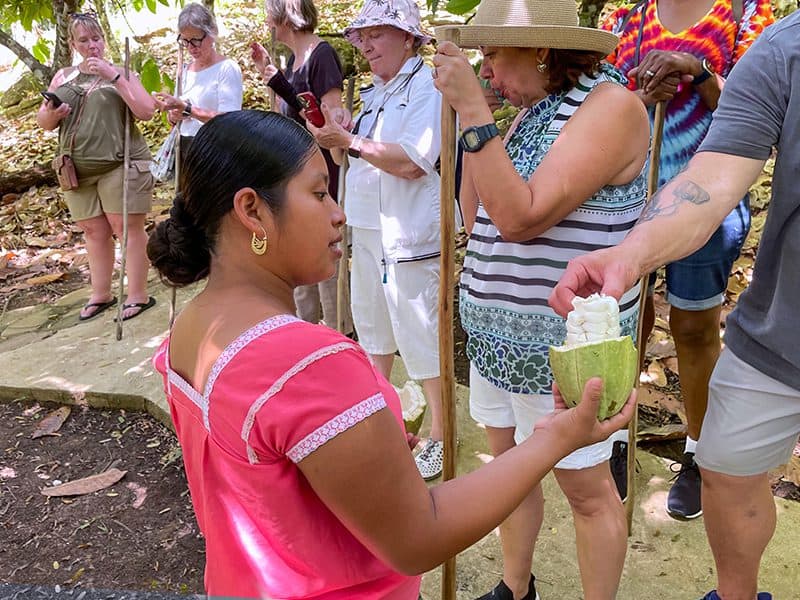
[153,315,421,599]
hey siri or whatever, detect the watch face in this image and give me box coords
[464,130,480,149]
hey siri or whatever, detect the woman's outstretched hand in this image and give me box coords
[534,378,635,452]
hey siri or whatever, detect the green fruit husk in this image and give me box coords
[549,336,638,420]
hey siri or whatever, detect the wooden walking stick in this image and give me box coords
[168,43,184,329]
[626,100,667,533]
[115,38,131,340]
[436,27,459,600]
[336,76,356,334]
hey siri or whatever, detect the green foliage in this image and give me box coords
[139,57,164,93]
[0,1,53,31]
[443,0,480,15]
[31,38,51,63]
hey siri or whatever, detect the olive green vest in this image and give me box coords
[56,71,151,178]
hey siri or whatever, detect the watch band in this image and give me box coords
[348,135,363,159]
[459,123,500,153]
[692,59,713,85]
[182,101,193,117]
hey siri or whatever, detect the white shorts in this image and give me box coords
[350,227,440,380]
[696,348,800,477]
[469,363,614,470]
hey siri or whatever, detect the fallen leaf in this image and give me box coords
[662,357,679,375]
[26,237,50,248]
[31,406,71,439]
[638,423,687,442]
[772,454,800,487]
[637,386,687,424]
[642,360,668,387]
[41,468,127,497]
[24,272,65,286]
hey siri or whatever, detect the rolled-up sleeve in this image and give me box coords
[398,73,442,174]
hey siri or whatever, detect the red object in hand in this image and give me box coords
[297,92,325,128]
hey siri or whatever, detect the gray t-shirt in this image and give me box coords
[698,11,800,391]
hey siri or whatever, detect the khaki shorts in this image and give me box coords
[696,348,800,476]
[350,227,440,381]
[469,363,614,470]
[64,161,153,222]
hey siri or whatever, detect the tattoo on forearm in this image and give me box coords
[638,180,711,223]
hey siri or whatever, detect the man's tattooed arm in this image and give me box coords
[638,180,711,224]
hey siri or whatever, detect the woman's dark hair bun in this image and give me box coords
[146,193,210,287]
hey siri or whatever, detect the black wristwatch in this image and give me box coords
[692,58,714,85]
[182,101,193,117]
[459,123,500,153]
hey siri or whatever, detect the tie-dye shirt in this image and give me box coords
[601,0,774,186]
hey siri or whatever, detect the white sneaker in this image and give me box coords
[415,439,443,481]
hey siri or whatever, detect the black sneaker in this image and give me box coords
[475,575,539,600]
[610,440,628,503]
[666,452,702,520]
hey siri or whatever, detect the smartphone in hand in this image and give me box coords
[296,92,325,128]
[41,91,63,108]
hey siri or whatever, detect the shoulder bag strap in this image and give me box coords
[732,0,744,24]
[64,76,103,155]
[633,0,649,67]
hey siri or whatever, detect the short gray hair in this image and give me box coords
[178,3,219,39]
[264,0,318,33]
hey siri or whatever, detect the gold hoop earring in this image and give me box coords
[537,62,547,73]
[251,226,268,256]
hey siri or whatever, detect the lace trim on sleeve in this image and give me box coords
[240,341,359,464]
[202,314,299,430]
[286,392,387,463]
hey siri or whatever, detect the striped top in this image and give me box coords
[460,65,646,395]
[601,0,774,186]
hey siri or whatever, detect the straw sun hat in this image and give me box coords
[435,0,619,55]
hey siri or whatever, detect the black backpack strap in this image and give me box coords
[613,0,650,67]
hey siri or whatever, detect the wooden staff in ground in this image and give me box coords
[335,76,356,334]
[627,100,667,533]
[115,38,131,340]
[168,44,184,330]
[436,26,459,600]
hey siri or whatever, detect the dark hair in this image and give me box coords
[544,49,605,94]
[147,110,317,287]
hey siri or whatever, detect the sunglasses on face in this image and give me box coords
[177,32,207,48]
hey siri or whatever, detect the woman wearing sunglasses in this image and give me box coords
[152,2,243,161]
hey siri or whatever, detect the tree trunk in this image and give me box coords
[52,0,82,73]
[0,165,58,196]
[93,0,121,64]
[578,0,609,27]
[0,29,54,85]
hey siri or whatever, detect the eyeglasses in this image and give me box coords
[177,32,207,48]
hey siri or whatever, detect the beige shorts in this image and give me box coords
[469,363,614,470]
[64,161,153,222]
[696,348,800,476]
